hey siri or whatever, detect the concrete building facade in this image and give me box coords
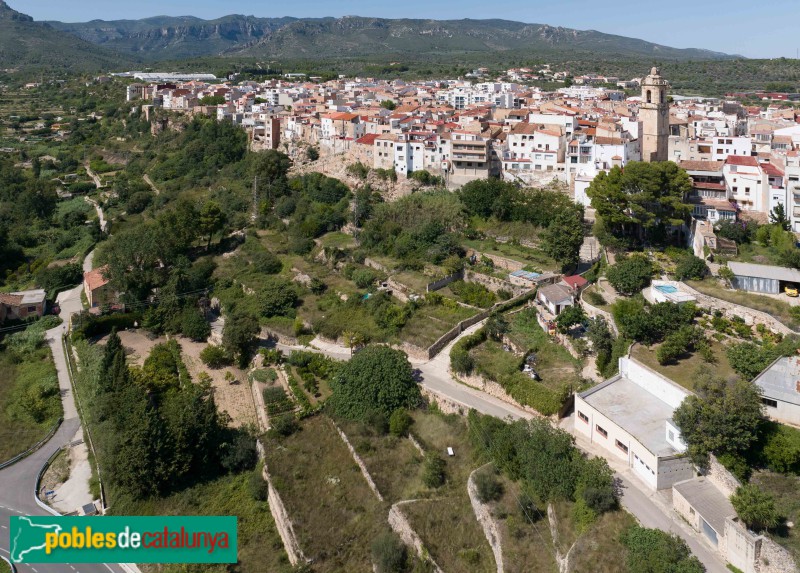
[574,357,695,490]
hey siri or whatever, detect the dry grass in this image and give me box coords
[264,415,389,573]
[686,279,800,331]
[569,509,637,573]
[751,471,800,562]
[631,341,737,390]
[336,418,424,502]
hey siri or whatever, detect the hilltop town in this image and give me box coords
[1,8,800,572]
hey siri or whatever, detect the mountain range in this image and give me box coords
[0,0,737,71]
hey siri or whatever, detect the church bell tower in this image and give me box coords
[640,67,669,162]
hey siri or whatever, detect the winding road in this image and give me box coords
[280,323,729,573]
[0,254,133,573]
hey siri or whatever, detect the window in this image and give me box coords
[578,411,589,424]
[27,306,37,313]
[615,439,629,454]
[762,398,778,408]
[668,430,675,442]
[596,425,608,438]
[646,90,652,104]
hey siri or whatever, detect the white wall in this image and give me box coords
[620,357,689,409]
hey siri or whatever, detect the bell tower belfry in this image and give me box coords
[640,67,669,162]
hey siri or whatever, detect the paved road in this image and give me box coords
[280,325,729,573]
[0,256,130,573]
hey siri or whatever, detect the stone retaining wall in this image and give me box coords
[420,386,468,416]
[464,270,529,297]
[388,501,444,573]
[457,372,539,417]
[468,466,504,573]
[330,420,384,502]
[256,440,307,567]
[679,281,796,336]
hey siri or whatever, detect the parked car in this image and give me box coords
[786,284,799,297]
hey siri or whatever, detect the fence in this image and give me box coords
[62,333,106,512]
[426,269,464,292]
[424,289,538,360]
[0,417,62,471]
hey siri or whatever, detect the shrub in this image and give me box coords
[451,348,474,374]
[760,422,800,474]
[248,469,268,501]
[270,413,299,437]
[346,162,370,180]
[450,280,495,308]
[371,532,407,573]
[389,408,413,437]
[422,453,446,488]
[258,277,298,318]
[605,254,653,296]
[180,309,211,341]
[583,289,607,307]
[474,468,504,503]
[731,484,781,532]
[329,346,419,420]
[674,255,708,280]
[200,344,231,368]
[352,268,377,289]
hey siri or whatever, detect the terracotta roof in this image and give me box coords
[356,134,380,145]
[84,265,110,292]
[725,155,759,167]
[561,275,588,289]
[0,293,23,306]
[761,163,784,177]
[679,160,724,172]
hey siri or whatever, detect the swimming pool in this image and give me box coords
[655,285,678,294]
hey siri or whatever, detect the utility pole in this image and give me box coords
[251,175,258,221]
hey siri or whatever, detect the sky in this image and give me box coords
[12,0,800,59]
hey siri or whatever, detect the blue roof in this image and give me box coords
[510,270,541,280]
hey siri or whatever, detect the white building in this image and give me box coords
[574,357,695,490]
[753,356,800,427]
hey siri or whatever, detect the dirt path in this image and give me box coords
[143,174,161,196]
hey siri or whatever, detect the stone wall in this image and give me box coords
[420,386,468,416]
[470,252,526,272]
[464,270,529,297]
[706,453,742,498]
[388,501,444,573]
[331,420,384,502]
[458,372,539,418]
[468,466,504,573]
[427,270,465,292]
[256,440,307,567]
[364,258,390,273]
[679,281,796,336]
[759,536,798,573]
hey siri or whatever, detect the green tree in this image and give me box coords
[198,200,226,250]
[379,99,397,110]
[673,372,764,467]
[180,309,211,342]
[485,313,509,341]
[389,408,413,437]
[474,468,504,503]
[769,203,790,231]
[422,452,447,488]
[620,526,704,573]
[200,345,230,368]
[555,305,586,334]
[731,484,781,532]
[329,346,420,420]
[587,161,692,245]
[257,276,298,317]
[673,255,708,281]
[541,208,585,270]
[586,317,614,374]
[222,311,260,368]
[605,254,653,295]
[251,149,292,191]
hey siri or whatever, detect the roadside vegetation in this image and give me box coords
[0,317,63,462]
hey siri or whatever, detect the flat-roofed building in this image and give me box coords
[727,261,800,295]
[574,357,695,490]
